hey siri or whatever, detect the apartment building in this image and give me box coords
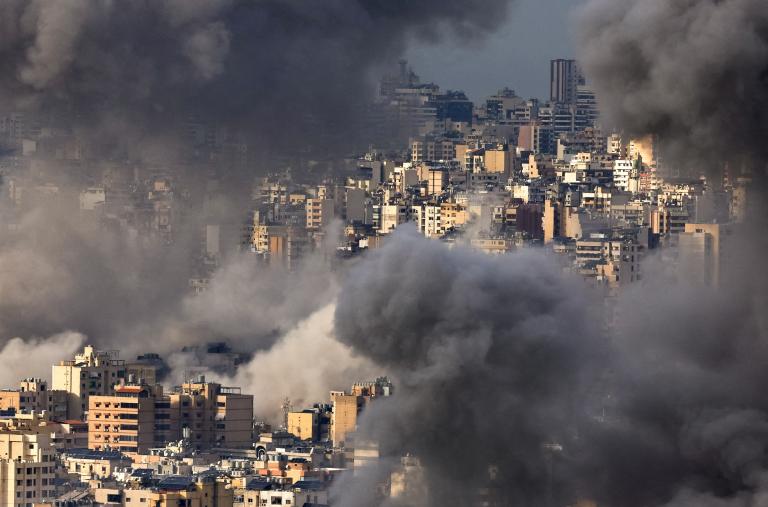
[52,346,161,421]
[331,378,393,448]
[0,380,67,421]
[286,411,318,442]
[51,346,127,421]
[88,377,253,454]
[0,413,57,507]
[94,475,233,507]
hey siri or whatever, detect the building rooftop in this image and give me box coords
[156,475,196,491]
[63,448,128,461]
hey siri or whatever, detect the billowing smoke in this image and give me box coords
[333,229,605,506]
[331,225,768,506]
[572,5,768,502]
[0,0,521,414]
[194,305,379,423]
[0,0,515,153]
[0,332,85,387]
[573,227,768,507]
[576,0,768,168]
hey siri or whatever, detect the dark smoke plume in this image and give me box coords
[576,0,768,168]
[332,224,768,506]
[0,0,517,385]
[334,228,605,506]
[0,0,515,153]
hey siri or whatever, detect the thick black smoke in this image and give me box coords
[576,0,768,169]
[575,6,768,504]
[332,224,768,506]
[576,226,768,507]
[334,228,605,506]
[0,0,514,154]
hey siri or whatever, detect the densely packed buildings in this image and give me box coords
[0,57,754,506]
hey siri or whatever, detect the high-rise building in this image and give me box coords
[550,59,585,105]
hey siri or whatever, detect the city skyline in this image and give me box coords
[0,1,765,506]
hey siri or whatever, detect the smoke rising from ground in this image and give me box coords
[329,222,768,506]
[0,332,85,387]
[333,228,605,506]
[576,0,768,168]
[197,305,379,423]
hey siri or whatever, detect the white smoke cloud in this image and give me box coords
[0,331,85,388]
[192,304,379,423]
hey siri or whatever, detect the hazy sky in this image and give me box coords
[406,0,581,102]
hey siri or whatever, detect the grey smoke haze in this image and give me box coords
[0,0,523,395]
[0,0,516,154]
[333,228,605,506]
[571,4,768,500]
[0,202,337,355]
[576,0,768,169]
[192,304,379,423]
[330,223,768,506]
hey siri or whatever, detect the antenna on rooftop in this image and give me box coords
[281,397,292,430]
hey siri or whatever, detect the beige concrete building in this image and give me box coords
[89,384,164,455]
[174,379,253,449]
[286,411,318,441]
[483,145,513,175]
[440,202,468,233]
[61,449,131,482]
[331,378,393,448]
[0,380,68,421]
[234,482,327,507]
[95,476,233,507]
[306,198,334,231]
[51,346,128,420]
[426,168,447,196]
[330,392,360,448]
[0,413,57,507]
[88,378,253,455]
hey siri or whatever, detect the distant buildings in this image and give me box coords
[550,59,585,105]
